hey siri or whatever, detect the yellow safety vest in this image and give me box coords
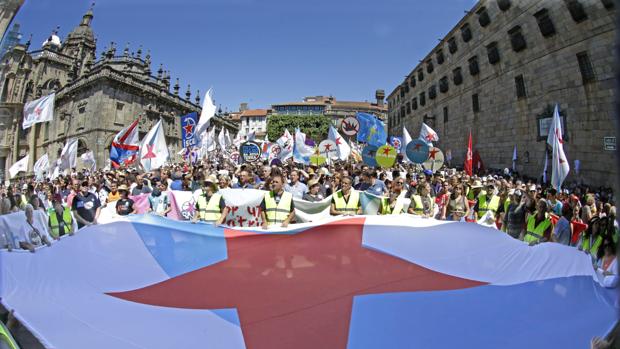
[524,212,551,244]
[383,192,407,215]
[0,321,19,349]
[264,191,292,225]
[380,197,390,215]
[478,194,499,218]
[333,190,360,215]
[582,235,603,256]
[48,207,73,238]
[411,195,435,215]
[466,188,474,200]
[196,193,223,223]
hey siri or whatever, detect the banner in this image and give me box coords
[0,210,53,249]
[293,196,332,223]
[1,215,614,349]
[181,112,198,148]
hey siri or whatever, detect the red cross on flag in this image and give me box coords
[547,104,569,190]
[22,93,55,129]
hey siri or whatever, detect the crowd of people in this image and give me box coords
[0,155,617,287]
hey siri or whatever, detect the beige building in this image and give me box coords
[387,0,615,187]
[0,7,236,180]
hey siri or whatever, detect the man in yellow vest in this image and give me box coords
[331,176,362,216]
[523,199,552,244]
[408,181,435,217]
[48,195,74,239]
[261,175,295,228]
[476,183,501,219]
[193,176,228,225]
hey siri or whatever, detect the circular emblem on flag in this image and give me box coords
[362,145,378,167]
[375,145,397,168]
[405,140,430,164]
[318,140,338,159]
[391,138,402,150]
[183,117,196,139]
[230,151,240,164]
[181,198,196,220]
[422,147,445,173]
[240,141,262,163]
[341,116,360,136]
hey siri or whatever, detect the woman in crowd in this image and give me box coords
[441,184,469,221]
[595,239,618,288]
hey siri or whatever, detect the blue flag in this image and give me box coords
[356,112,386,148]
[180,112,198,148]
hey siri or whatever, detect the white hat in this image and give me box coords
[218,170,229,176]
[529,185,537,192]
[22,183,28,190]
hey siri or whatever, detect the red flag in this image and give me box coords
[464,131,473,176]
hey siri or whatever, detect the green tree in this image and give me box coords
[267,114,331,142]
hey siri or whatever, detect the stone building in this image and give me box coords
[0,7,236,180]
[387,0,616,187]
[272,91,387,123]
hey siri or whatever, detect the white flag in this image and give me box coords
[8,154,29,178]
[139,119,169,171]
[22,93,55,129]
[276,129,294,161]
[419,122,439,145]
[218,127,227,150]
[542,150,548,184]
[225,129,232,148]
[33,153,49,179]
[246,131,256,141]
[328,125,351,161]
[402,126,413,163]
[293,128,314,164]
[548,104,569,189]
[59,138,78,171]
[81,150,96,171]
[206,127,217,152]
[195,88,216,144]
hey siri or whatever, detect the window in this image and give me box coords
[439,76,449,93]
[453,67,463,85]
[461,24,472,43]
[428,85,437,100]
[477,7,491,27]
[515,74,526,98]
[468,56,480,76]
[404,83,410,93]
[116,102,124,111]
[576,51,595,83]
[497,0,511,11]
[406,102,411,114]
[448,37,458,54]
[426,59,434,74]
[412,97,418,110]
[436,50,445,65]
[400,87,405,98]
[472,93,480,112]
[601,0,614,9]
[486,42,500,65]
[78,106,86,114]
[400,106,405,120]
[410,76,416,87]
[443,106,448,123]
[566,0,587,23]
[508,26,526,52]
[419,92,426,106]
[418,69,424,81]
[534,9,556,37]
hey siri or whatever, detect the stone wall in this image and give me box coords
[387,0,616,187]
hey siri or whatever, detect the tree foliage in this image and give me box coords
[267,114,331,142]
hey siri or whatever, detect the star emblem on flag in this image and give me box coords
[34,107,43,116]
[183,122,194,138]
[382,147,391,156]
[429,148,439,159]
[414,143,422,151]
[335,137,342,145]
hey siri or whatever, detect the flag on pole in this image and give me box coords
[328,125,351,161]
[81,150,96,171]
[402,126,413,163]
[419,122,439,146]
[59,138,78,171]
[139,119,169,171]
[548,104,569,189]
[8,155,29,178]
[276,129,294,161]
[33,153,49,179]
[464,131,473,176]
[356,112,386,147]
[195,88,216,145]
[542,150,548,184]
[110,117,140,168]
[22,93,55,129]
[512,145,517,172]
[246,131,256,141]
[293,128,313,165]
[180,112,198,148]
[225,129,233,149]
[218,128,228,151]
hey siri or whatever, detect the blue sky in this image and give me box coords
[9,0,474,111]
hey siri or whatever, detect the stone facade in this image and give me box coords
[387,0,616,187]
[0,7,236,181]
